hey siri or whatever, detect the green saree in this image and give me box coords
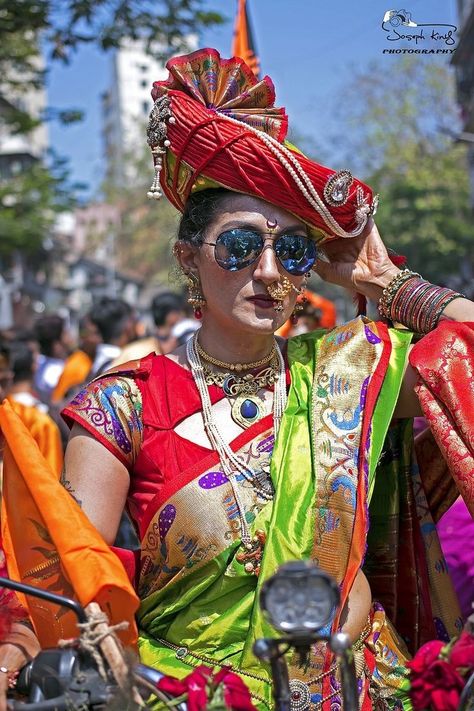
[63,316,462,710]
[133,317,462,710]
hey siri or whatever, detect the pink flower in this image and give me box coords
[156,665,258,711]
[409,653,464,711]
[214,668,257,711]
[407,640,444,676]
[450,631,474,673]
[157,666,212,711]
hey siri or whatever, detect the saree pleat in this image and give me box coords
[364,418,463,658]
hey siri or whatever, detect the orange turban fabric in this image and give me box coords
[147,48,378,243]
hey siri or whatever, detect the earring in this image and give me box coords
[290,301,304,325]
[289,272,310,324]
[185,272,206,319]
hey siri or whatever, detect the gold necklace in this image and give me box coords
[196,339,276,372]
[202,361,278,395]
[202,360,279,429]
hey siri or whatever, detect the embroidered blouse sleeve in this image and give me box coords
[62,375,143,469]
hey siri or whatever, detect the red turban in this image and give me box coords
[147,48,378,243]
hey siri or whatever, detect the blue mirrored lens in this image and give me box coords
[214,229,263,271]
[275,234,317,275]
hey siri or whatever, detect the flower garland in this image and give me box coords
[155,666,258,711]
[407,629,474,711]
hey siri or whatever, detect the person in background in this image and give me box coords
[51,315,102,403]
[33,315,71,404]
[110,314,162,368]
[171,316,200,347]
[150,290,190,354]
[5,341,63,476]
[0,340,42,707]
[88,297,138,377]
[0,341,12,404]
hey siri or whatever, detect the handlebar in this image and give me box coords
[8,659,187,710]
[0,577,86,623]
[10,696,89,711]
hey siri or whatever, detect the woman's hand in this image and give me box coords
[0,623,41,711]
[0,671,8,711]
[313,219,401,302]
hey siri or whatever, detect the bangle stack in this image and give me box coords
[378,269,464,333]
[0,665,19,689]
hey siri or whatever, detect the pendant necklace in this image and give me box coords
[186,333,287,557]
[198,343,280,430]
[230,393,265,429]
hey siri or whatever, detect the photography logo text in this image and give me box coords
[381,9,457,54]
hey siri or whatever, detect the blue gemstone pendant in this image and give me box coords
[231,394,263,429]
[241,398,259,419]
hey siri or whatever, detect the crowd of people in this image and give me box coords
[0,291,201,453]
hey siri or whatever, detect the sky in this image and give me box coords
[46,0,460,199]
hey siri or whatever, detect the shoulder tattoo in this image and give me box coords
[59,468,83,508]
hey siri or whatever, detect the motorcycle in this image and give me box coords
[2,564,473,711]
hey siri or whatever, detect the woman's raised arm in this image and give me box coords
[313,220,474,418]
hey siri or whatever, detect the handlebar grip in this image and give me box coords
[10,694,86,711]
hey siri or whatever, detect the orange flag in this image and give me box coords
[232,0,260,78]
[0,400,139,648]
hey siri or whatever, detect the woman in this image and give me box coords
[3,48,474,710]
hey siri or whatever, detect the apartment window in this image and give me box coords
[140,79,147,88]
[142,100,149,115]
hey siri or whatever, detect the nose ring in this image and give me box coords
[267,276,293,310]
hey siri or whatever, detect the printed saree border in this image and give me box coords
[368,327,414,501]
[341,321,392,610]
[62,405,131,469]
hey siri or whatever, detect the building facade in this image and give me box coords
[0,52,48,178]
[101,40,169,186]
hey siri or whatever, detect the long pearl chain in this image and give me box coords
[186,333,287,546]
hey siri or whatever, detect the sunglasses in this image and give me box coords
[203,228,317,275]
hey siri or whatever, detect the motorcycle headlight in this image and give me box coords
[259,561,340,636]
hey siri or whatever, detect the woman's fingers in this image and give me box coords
[0,673,8,711]
[312,256,339,284]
